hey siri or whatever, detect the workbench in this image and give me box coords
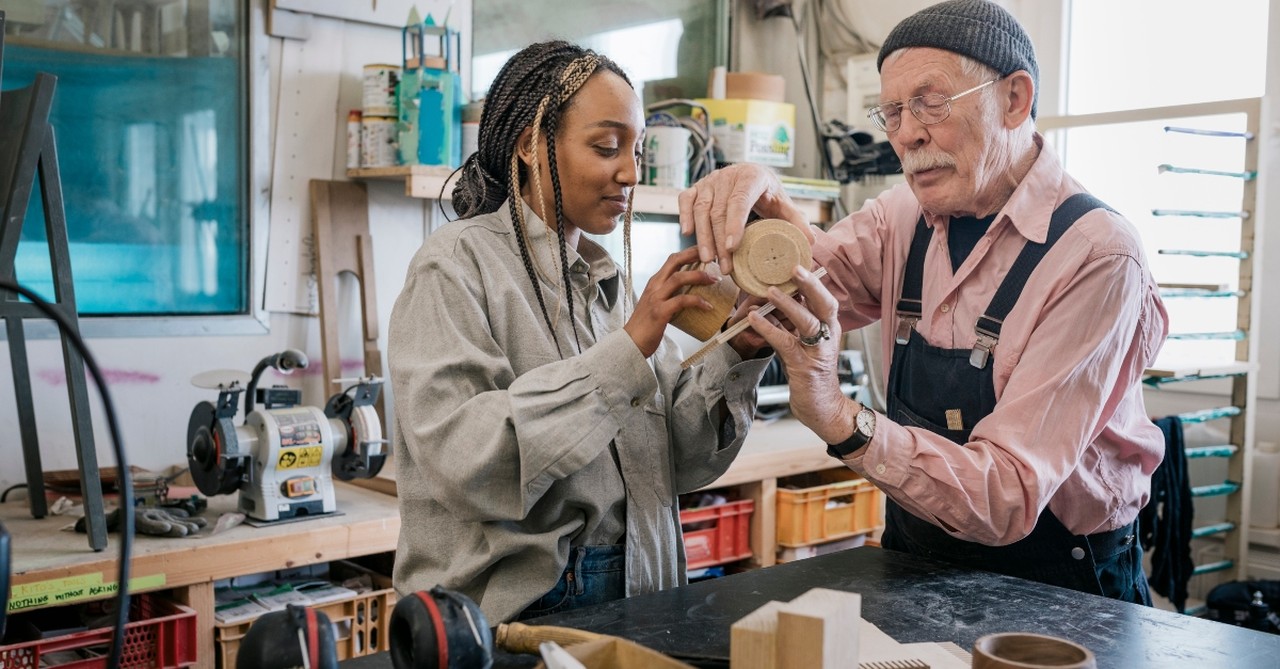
[4,482,400,669]
[343,545,1280,668]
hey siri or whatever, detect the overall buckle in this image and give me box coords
[970,331,998,369]
[895,316,919,345]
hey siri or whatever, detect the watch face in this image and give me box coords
[856,409,875,436]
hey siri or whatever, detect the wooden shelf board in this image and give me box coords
[359,170,834,221]
[1145,360,1255,379]
[6,483,400,600]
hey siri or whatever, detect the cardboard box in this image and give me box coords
[695,98,796,167]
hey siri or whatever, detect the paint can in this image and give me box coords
[362,63,401,117]
[346,109,362,169]
[644,125,692,189]
[361,115,399,168]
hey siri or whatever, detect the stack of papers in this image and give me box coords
[213,581,358,624]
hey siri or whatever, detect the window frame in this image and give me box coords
[9,0,271,339]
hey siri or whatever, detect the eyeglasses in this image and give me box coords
[867,77,1002,133]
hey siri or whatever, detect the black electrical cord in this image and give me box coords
[787,3,848,220]
[0,279,132,669]
[0,483,26,503]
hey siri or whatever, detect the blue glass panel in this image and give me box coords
[3,42,246,315]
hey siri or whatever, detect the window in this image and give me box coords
[1044,0,1270,375]
[2,0,249,317]
[471,0,728,106]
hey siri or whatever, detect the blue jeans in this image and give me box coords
[517,544,625,620]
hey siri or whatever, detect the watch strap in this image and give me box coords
[826,408,873,458]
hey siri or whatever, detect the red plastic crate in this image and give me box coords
[0,594,197,669]
[680,498,754,569]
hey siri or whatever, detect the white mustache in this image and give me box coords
[901,151,956,174]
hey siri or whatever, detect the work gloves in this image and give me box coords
[76,506,209,538]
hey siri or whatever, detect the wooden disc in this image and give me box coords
[730,219,812,298]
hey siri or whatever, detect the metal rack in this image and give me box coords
[1142,103,1262,605]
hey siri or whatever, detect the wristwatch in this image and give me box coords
[826,405,877,459]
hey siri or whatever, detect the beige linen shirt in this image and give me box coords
[388,200,769,623]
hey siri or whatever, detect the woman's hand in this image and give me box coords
[625,246,718,358]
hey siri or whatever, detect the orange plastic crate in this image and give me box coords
[776,470,883,548]
[680,499,755,569]
[0,594,196,669]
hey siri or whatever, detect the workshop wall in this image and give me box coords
[0,2,466,494]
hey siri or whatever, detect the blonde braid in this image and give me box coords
[623,188,635,313]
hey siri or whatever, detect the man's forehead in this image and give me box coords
[881,49,965,93]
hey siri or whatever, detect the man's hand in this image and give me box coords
[745,265,856,443]
[677,163,812,275]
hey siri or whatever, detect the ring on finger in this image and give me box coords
[798,322,830,347]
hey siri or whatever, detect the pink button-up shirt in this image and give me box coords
[812,135,1168,545]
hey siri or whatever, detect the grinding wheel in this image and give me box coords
[730,218,813,298]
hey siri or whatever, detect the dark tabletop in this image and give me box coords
[344,546,1280,668]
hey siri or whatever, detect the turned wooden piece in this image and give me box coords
[730,218,813,298]
[670,261,741,341]
[972,632,1097,669]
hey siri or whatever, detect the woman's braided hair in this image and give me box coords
[452,40,635,356]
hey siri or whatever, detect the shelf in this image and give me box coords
[347,166,836,222]
[1143,360,1255,379]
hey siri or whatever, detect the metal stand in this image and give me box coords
[0,45,109,551]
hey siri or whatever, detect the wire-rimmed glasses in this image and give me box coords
[867,77,1002,133]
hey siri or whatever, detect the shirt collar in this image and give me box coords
[498,199,623,309]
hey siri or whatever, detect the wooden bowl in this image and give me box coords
[972,632,1097,669]
[729,218,812,298]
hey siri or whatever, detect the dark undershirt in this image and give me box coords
[948,214,997,272]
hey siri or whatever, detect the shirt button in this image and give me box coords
[940,304,950,313]
[875,463,886,475]
[1071,546,1086,560]
[729,372,740,381]
[631,397,642,407]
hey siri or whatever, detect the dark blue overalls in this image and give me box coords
[879,193,1151,605]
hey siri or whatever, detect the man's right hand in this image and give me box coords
[677,163,813,276]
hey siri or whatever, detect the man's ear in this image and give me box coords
[515,126,536,166]
[1002,70,1035,128]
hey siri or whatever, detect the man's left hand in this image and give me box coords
[746,265,856,443]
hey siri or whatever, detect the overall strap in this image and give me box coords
[894,216,932,344]
[970,192,1114,368]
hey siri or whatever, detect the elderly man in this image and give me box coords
[679,0,1167,604]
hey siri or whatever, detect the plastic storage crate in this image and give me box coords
[776,469,882,548]
[0,594,197,669]
[680,498,754,569]
[214,560,396,669]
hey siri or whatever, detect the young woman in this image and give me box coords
[387,41,773,624]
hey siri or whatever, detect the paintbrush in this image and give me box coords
[679,267,828,369]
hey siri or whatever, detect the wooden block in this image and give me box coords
[776,588,861,669]
[731,600,786,669]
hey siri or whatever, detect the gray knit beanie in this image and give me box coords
[877,0,1039,118]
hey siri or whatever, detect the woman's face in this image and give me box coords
[521,70,644,245]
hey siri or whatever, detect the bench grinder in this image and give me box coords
[186,349,387,522]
